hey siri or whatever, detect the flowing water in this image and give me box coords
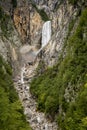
[14,59,58,130]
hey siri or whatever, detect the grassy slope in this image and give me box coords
[0,56,32,130]
[30,8,87,129]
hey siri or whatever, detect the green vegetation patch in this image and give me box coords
[68,0,78,5]
[0,7,11,38]
[68,0,86,5]
[11,0,17,8]
[30,0,49,21]
[30,8,87,129]
[0,56,31,130]
[38,9,49,22]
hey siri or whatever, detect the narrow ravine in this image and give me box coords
[14,49,58,130]
[14,19,57,129]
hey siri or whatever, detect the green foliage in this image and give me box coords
[68,0,86,6]
[30,0,49,21]
[68,0,77,5]
[0,7,10,38]
[0,56,31,130]
[36,60,46,75]
[38,9,49,22]
[0,7,3,19]
[30,8,87,128]
[63,82,87,130]
[11,0,17,8]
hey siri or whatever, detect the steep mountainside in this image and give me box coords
[0,3,22,76]
[0,0,87,130]
[30,1,87,130]
[0,2,31,130]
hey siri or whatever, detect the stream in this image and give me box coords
[14,45,58,130]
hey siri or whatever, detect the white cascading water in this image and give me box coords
[42,21,51,47]
[21,65,25,84]
[36,21,51,56]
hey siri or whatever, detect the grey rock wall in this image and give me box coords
[39,1,78,67]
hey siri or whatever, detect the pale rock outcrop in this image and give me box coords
[30,11,43,45]
[0,29,21,62]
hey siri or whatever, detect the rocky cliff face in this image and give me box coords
[13,0,43,45]
[13,0,74,46]
[33,0,61,30]
[0,4,22,75]
[39,1,78,66]
[13,6,30,44]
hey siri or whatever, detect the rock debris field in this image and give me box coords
[14,45,58,130]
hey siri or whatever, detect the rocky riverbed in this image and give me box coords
[14,58,58,130]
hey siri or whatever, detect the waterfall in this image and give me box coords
[42,21,51,47]
[36,21,51,56]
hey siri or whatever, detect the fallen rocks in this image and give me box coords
[14,63,58,130]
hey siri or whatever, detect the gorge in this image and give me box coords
[14,61,57,130]
[0,0,87,130]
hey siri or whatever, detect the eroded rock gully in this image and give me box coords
[14,46,58,130]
